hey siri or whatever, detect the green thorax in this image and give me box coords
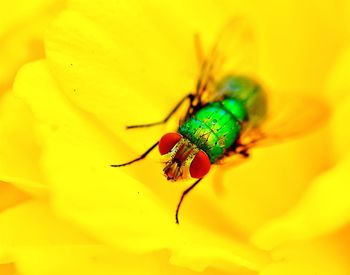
[178,75,267,163]
[178,98,245,163]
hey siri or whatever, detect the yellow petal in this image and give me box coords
[252,151,350,250]
[325,47,350,106]
[45,8,189,146]
[13,59,270,272]
[11,246,256,275]
[14,59,173,248]
[259,226,350,275]
[251,0,348,95]
[251,44,350,249]
[0,0,64,91]
[202,126,331,234]
[0,181,30,212]
[330,93,350,161]
[325,46,350,160]
[0,199,94,263]
[0,263,15,275]
[0,91,46,195]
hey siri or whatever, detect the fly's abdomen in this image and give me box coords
[216,75,267,127]
[178,98,246,163]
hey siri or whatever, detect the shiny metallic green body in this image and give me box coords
[178,75,267,163]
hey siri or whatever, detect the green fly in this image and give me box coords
[111,19,327,224]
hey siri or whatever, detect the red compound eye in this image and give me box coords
[190,150,211,178]
[158,132,182,155]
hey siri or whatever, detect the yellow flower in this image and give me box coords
[0,0,65,92]
[0,0,65,194]
[1,0,350,274]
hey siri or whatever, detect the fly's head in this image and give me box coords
[158,133,211,181]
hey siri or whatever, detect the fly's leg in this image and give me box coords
[219,141,251,162]
[215,140,255,166]
[110,141,159,167]
[234,145,250,158]
[175,178,202,224]
[126,93,195,129]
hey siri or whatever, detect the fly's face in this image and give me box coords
[158,133,211,181]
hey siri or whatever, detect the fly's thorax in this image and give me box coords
[178,100,243,163]
[158,133,211,181]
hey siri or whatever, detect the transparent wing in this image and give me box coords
[238,92,330,148]
[195,18,257,104]
[194,18,330,151]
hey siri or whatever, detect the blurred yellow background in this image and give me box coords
[1,1,350,274]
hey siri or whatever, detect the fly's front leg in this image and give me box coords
[126,93,195,129]
[175,178,203,224]
[110,141,159,167]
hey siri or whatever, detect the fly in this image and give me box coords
[111,18,328,224]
